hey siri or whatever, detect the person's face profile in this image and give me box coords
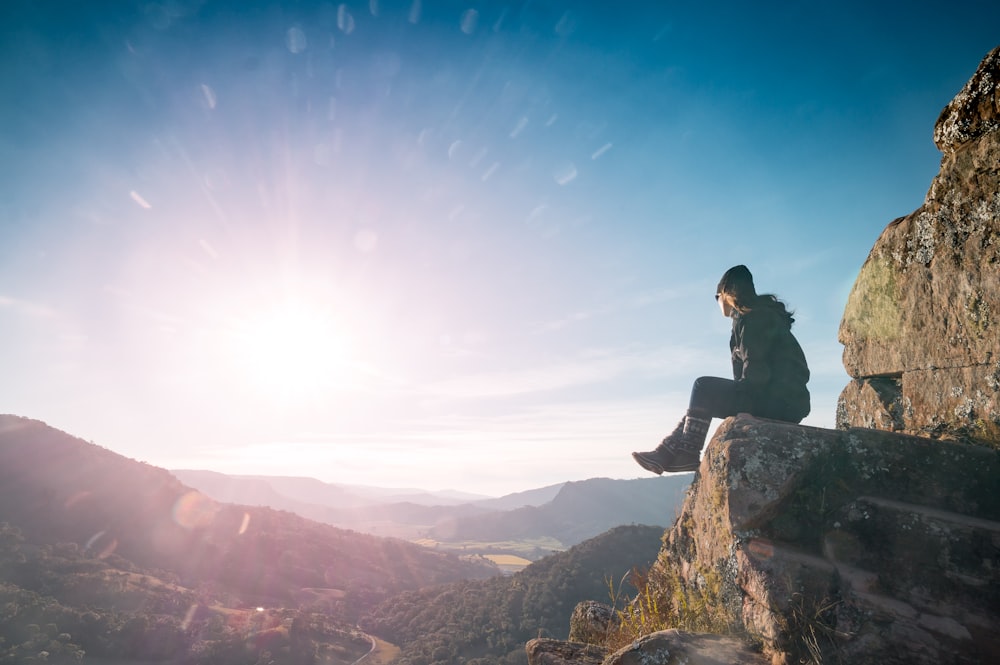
[716,292,735,318]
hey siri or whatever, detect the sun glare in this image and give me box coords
[231,302,352,402]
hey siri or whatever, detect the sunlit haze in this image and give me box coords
[2,1,998,495]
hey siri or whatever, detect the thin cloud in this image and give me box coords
[418,343,713,400]
[404,394,687,443]
[530,285,687,334]
[168,394,685,459]
[157,391,699,493]
[0,295,57,318]
[129,190,152,209]
[419,360,615,399]
[591,142,613,159]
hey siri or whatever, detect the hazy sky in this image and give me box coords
[2,1,998,496]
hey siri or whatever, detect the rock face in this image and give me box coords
[527,416,1000,665]
[525,638,605,665]
[658,415,1000,664]
[838,45,1000,443]
[567,600,616,645]
[602,629,767,665]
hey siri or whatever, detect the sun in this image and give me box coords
[230,301,352,402]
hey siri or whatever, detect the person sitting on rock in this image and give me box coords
[632,265,811,474]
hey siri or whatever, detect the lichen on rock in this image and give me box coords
[840,44,1000,447]
[934,45,1000,152]
[654,415,1000,665]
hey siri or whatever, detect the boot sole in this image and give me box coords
[660,461,699,473]
[631,452,664,475]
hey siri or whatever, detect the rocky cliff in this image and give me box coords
[655,416,999,664]
[527,45,1000,665]
[838,45,1000,443]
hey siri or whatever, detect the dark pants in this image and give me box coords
[688,376,805,423]
[688,376,743,420]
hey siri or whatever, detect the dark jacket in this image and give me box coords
[730,299,810,422]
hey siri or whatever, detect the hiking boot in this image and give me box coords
[632,413,710,474]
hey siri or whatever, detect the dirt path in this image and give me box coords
[351,632,401,665]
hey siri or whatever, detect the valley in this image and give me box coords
[0,415,678,664]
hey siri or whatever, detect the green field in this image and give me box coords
[413,537,564,572]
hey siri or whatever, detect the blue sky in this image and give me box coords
[1,1,998,496]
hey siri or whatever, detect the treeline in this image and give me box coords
[0,522,372,664]
[360,524,665,665]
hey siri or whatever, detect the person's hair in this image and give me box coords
[733,292,796,325]
[717,266,795,324]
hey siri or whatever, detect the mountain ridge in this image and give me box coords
[0,414,498,611]
[429,476,686,547]
[171,468,564,509]
[173,468,683,548]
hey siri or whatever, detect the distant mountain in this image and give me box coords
[170,469,324,510]
[172,469,502,538]
[0,414,497,612]
[172,469,545,509]
[172,470,494,509]
[336,484,492,505]
[471,482,567,510]
[173,471,685,548]
[429,476,689,547]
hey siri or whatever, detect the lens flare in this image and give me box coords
[172,491,218,529]
[85,530,118,558]
[238,511,251,535]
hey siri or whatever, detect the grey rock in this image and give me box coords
[527,416,1000,664]
[839,44,1000,444]
[568,600,617,645]
[934,45,1000,152]
[602,629,767,665]
[525,638,606,665]
[658,414,1000,665]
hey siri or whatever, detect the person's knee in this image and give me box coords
[691,376,728,396]
[692,375,720,390]
[689,376,740,418]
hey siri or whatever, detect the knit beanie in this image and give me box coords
[717,265,756,300]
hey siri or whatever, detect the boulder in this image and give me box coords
[525,638,605,665]
[838,45,1000,443]
[602,629,767,665]
[525,415,1000,664]
[657,414,1000,664]
[567,600,616,645]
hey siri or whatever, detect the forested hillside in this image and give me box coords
[0,522,375,664]
[0,415,497,613]
[360,524,665,665]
